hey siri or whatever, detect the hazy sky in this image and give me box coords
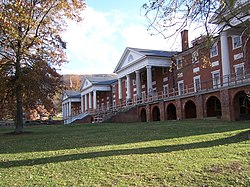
[61,0,200,75]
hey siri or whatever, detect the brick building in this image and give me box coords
[62,2,250,124]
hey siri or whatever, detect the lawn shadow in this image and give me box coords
[0,130,249,168]
[0,120,250,154]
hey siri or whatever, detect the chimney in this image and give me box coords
[181,30,189,51]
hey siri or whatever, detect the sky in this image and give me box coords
[61,0,201,75]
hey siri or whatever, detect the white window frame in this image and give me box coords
[141,91,146,103]
[193,75,201,92]
[133,94,137,103]
[176,58,182,69]
[132,79,136,86]
[107,101,110,110]
[232,35,242,49]
[210,43,218,57]
[212,70,221,88]
[112,85,116,94]
[234,63,244,81]
[163,84,169,97]
[152,87,157,99]
[178,80,184,95]
[112,100,116,109]
[192,50,199,63]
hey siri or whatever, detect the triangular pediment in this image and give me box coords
[80,78,92,91]
[114,48,145,73]
[62,93,68,100]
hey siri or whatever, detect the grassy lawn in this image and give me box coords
[0,120,249,186]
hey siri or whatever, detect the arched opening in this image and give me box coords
[141,108,147,122]
[184,100,197,119]
[233,91,250,120]
[206,96,222,117]
[167,103,177,120]
[152,106,160,121]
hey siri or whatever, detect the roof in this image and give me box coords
[64,90,81,99]
[113,47,178,73]
[130,47,178,58]
[85,74,117,85]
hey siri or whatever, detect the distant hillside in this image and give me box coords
[62,74,85,90]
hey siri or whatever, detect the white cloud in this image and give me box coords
[60,6,205,75]
[61,7,126,74]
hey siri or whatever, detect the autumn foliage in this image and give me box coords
[0,0,85,133]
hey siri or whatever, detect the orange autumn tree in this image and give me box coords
[0,0,85,133]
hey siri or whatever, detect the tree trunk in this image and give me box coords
[15,84,24,133]
[15,32,24,133]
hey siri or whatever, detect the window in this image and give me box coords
[212,70,221,88]
[125,80,127,88]
[176,58,182,69]
[107,101,110,110]
[112,100,116,109]
[141,91,146,103]
[192,50,199,63]
[128,54,134,62]
[232,35,242,49]
[112,86,116,94]
[163,84,169,97]
[133,94,137,103]
[152,88,157,100]
[210,43,218,57]
[234,63,244,81]
[193,76,201,92]
[178,80,184,95]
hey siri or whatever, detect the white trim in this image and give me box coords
[178,80,184,95]
[232,35,242,49]
[211,70,221,88]
[210,42,218,57]
[193,75,201,92]
[211,61,219,67]
[163,84,169,97]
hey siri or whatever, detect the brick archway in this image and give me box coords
[166,103,177,120]
[141,108,147,122]
[152,106,160,121]
[184,100,197,119]
[233,91,250,120]
[206,96,222,117]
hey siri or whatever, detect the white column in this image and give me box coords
[81,96,84,113]
[135,70,141,98]
[89,92,92,109]
[84,95,88,111]
[68,101,72,117]
[118,78,122,100]
[126,74,131,100]
[62,104,65,118]
[220,31,231,85]
[66,103,68,117]
[146,65,153,96]
[93,90,97,110]
[64,103,67,117]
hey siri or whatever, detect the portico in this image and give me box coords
[62,90,81,119]
[114,47,177,104]
[80,74,117,112]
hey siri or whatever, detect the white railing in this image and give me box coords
[64,112,89,125]
[67,70,250,124]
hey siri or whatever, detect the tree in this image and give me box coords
[141,0,250,39]
[0,0,85,133]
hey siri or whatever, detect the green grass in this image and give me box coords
[0,120,249,186]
